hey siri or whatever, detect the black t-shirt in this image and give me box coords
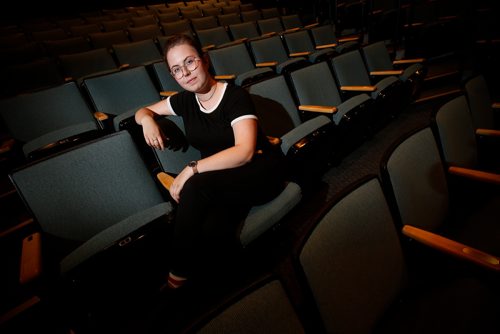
[169,83,270,158]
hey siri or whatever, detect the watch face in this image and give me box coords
[189,161,197,167]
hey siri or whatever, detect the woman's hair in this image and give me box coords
[163,34,205,67]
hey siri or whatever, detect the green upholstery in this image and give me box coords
[0,81,101,158]
[10,131,173,275]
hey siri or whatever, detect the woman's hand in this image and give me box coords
[169,166,195,203]
[141,116,167,150]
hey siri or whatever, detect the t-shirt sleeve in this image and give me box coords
[168,91,191,117]
[224,86,257,125]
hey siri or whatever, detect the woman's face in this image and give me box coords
[166,43,210,93]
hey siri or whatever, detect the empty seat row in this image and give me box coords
[182,117,500,331]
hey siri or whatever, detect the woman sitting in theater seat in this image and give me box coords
[134,34,286,291]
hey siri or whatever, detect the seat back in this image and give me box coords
[257,17,283,35]
[228,21,260,40]
[217,12,241,27]
[434,95,478,169]
[112,39,163,67]
[149,61,184,93]
[10,131,172,274]
[127,24,163,42]
[298,177,406,334]
[208,42,256,76]
[361,40,394,71]
[189,277,306,333]
[0,81,101,158]
[161,20,193,38]
[464,74,496,129]
[89,30,130,50]
[249,35,290,65]
[240,9,261,22]
[191,16,219,31]
[196,26,232,49]
[381,127,449,231]
[0,57,66,97]
[59,48,119,84]
[82,65,161,131]
[289,61,343,110]
[331,49,371,86]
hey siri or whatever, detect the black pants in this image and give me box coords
[170,150,286,277]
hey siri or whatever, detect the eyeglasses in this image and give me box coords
[170,57,201,79]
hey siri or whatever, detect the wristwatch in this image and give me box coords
[188,160,198,174]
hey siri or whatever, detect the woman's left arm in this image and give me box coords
[168,118,257,202]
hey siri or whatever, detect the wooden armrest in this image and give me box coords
[491,102,500,109]
[64,76,73,82]
[316,43,337,49]
[393,58,425,65]
[289,51,311,57]
[448,166,500,185]
[299,105,338,114]
[476,128,500,137]
[266,136,282,146]
[119,64,130,70]
[157,172,174,191]
[261,32,277,38]
[0,296,41,325]
[337,36,360,43]
[202,44,215,52]
[256,61,278,67]
[0,218,34,238]
[214,75,236,80]
[160,91,178,97]
[402,225,500,271]
[341,85,377,92]
[0,138,15,154]
[234,37,248,44]
[370,70,404,76]
[94,111,108,121]
[19,232,42,284]
[284,27,300,33]
[304,22,320,29]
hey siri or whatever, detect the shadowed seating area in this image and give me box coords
[1,1,499,333]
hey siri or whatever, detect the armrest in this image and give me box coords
[299,105,338,114]
[337,36,360,43]
[94,111,109,121]
[266,136,282,146]
[202,44,216,52]
[448,166,500,185]
[256,61,278,68]
[160,91,178,97]
[233,37,248,44]
[214,75,236,80]
[402,225,499,271]
[157,171,175,191]
[118,63,130,70]
[289,51,311,57]
[284,27,301,33]
[261,32,277,38]
[393,58,425,65]
[316,43,337,49]
[0,138,15,154]
[370,70,404,76]
[341,85,377,92]
[19,232,42,284]
[304,22,320,29]
[0,296,41,326]
[476,128,500,137]
[491,102,500,109]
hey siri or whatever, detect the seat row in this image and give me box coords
[178,91,500,333]
[1,68,498,332]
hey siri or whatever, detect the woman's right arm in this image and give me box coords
[135,99,174,150]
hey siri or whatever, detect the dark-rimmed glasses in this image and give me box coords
[170,57,201,79]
